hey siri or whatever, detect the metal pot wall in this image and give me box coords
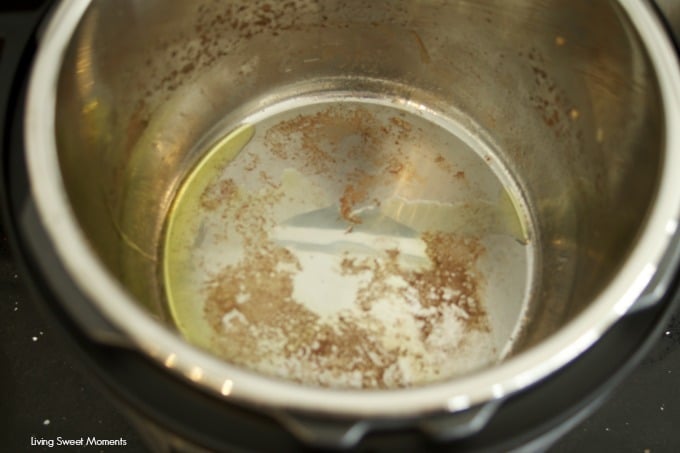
[22,0,680,443]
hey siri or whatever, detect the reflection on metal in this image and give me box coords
[221,379,234,396]
[447,395,471,412]
[164,353,177,368]
[24,0,680,416]
[188,366,203,382]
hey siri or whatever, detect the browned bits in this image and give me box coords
[204,229,489,388]
[389,115,413,139]
[184,103,495,389]
[204,242,302,329]
[339,184,366,224]
[200,178,238,211]
[264,111,338,172]
[525,47,575,137]
[263,106,430,218]
[180,62,195,74]
[434,153,456,174]
[387,160,404,175]
[143,0,323,100]
[416,232,488,330]
[342,233,488,332]
[244,153,260,171]
[203,238,402,388]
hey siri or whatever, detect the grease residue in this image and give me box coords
[162,100,532,389]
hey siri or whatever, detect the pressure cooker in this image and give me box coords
[3,0,680,450]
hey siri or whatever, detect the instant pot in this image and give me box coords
[3,0,680,451]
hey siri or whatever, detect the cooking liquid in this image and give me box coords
[162,97,534,389]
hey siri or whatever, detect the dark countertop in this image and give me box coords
[1,221,679,451]
[0,232,144,451]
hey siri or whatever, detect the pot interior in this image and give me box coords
[52,0,662,389]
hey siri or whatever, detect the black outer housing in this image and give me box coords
[2,2,680,452]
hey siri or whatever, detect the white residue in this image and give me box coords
[222,309,247,327]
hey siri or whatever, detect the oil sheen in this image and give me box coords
[162,97,534,389]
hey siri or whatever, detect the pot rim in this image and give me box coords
[24,0,680,417]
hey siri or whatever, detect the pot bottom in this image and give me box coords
[161,88,536,389]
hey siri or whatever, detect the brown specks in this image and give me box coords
[244,153,260,171]
[341,232,489,338]
[204,234,403,388]
[532,66,548,81]
[200,179,239,211]
[555,35,566,46]
[263,105,434,218]
[143,0,323,100]
[389,115,413,137]
[180,62,195,74]
[525,47,574,136]
[339,184,365,224]
[176,102,496,389]
[387,161,404,175]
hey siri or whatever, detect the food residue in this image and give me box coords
[163,101,531,389]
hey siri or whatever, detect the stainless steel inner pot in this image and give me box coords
[25,0,680,417]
